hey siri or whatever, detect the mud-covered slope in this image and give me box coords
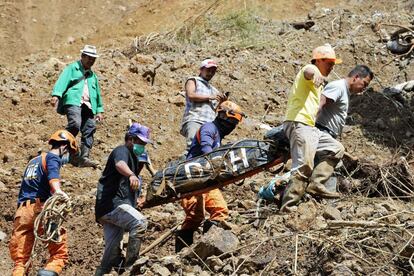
[0,0,413,275]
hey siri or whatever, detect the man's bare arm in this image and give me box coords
[317,94,334,117]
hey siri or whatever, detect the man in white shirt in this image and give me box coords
[316,65,374,138]
[310,65,373,196]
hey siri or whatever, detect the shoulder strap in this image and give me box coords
[196,128,201,144]
[41,152,48,173]
[127,149,137,174]
[195,76,209,87]
[61,71,90,97]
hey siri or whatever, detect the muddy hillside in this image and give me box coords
[0,0,413,275]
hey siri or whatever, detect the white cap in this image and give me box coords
[80,45,99,58]
[200,59,218,69]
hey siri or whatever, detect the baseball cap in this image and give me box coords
[127,123,152,144]
[312,44,342,64]
[200,59,218,69]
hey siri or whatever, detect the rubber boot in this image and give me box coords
[279,172,308,213]
[203,220,219,233]
[37,269,58,276]
[203,219,234,233]
[123,237,142,269]
[95,257,126,276]
[69,152,81,167]
[175,229,194,253]
[94,267,111,276]
[79,145,98,168]
[95,245,124,276]
[306,159,341,198]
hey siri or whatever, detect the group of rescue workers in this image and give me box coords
[8,43,373,275]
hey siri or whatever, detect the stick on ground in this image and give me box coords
[141,223,180,255]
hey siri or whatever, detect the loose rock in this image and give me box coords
[191,226,239,260]
[0,181,7,192]
[323,206,342,220]
[151,263,171,276]
[11,95,20,105]
[0,231,7,242]
[3,152,15,163]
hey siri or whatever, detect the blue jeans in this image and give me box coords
[97,204,147,272]
[64,104,96,148]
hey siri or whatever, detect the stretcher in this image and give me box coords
[143,126,289,208]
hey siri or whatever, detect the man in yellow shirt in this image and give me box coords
[281,44,345,213]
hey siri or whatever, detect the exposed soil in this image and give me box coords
[0,0,413,275]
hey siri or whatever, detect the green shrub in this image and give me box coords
[175,9,261,48]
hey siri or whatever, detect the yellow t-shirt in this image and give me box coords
[285,64,322,126]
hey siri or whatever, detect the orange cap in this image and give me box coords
[312,44,342,64]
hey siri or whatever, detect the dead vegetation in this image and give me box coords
[341,153,414,199]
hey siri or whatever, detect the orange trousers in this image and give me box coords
[181,188,229,230]
[9,199,68,276]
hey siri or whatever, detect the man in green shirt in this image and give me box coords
[51,45,104,168]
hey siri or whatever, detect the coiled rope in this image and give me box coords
[24,194,71,273]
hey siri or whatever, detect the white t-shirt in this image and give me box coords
[316,79,349,136]
[81,78,92,110]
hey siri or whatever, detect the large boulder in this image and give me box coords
[191,226,239,260]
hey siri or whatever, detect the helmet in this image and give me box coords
[48,130,78,154]
[217,101,245,122]
[312,43,342,64]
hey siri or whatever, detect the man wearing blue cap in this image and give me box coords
[94,123,152,275]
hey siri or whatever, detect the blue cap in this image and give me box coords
[128,123,152,144]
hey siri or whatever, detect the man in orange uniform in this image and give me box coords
[176,101,244,252]
[9,130,78,276]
